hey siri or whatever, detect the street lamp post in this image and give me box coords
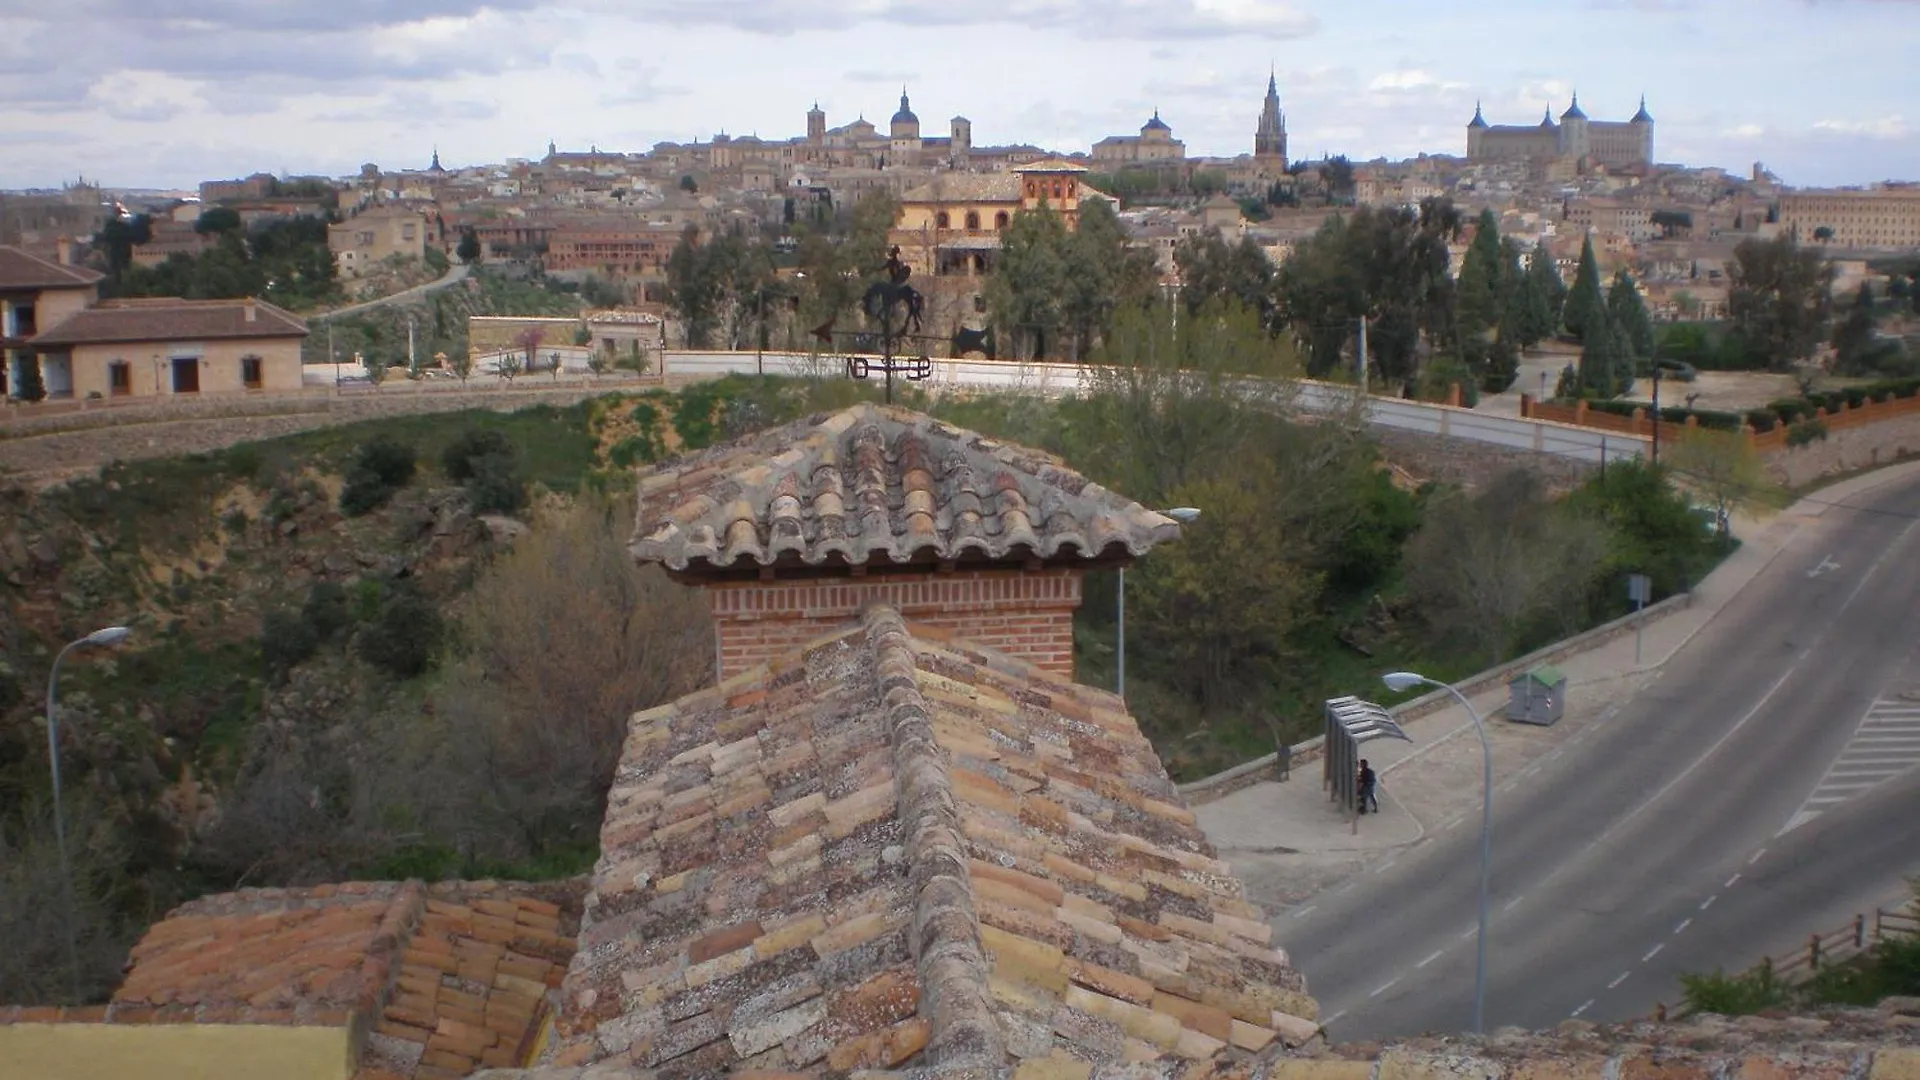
[46,625,132,999]
[1383,670,1491,1034]
[1118,507,1201,698]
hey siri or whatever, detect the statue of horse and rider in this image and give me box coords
[808,246,995,359]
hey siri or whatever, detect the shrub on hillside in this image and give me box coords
[260,608,320,676]
[465,451,528,516]
[340,437,417,517]
[441,429,515,481]
[356,582,443,678]
[1680,967,1789,1016]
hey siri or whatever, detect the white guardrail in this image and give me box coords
[661,350,1651,468]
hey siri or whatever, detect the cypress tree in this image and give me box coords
[1516,244,1560,348]
[16,356,46,402]
[1607,271,1655,363]
[1456,209,1506,340]
[1563,234,1604,342]
[1578,310,1628,398]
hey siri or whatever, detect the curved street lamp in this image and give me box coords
[1383,669,1492,1034]
[1118,507,1201,698]
[46,625,132,998]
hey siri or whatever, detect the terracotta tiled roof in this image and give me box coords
[0,245,103,290]
[113,881,423,1024]
[358,882,583,1080]
[899,174,1022,204]
[31,296,309,347]
[75,878,582,1078]
[542,604,1313,1076]
[630,404,1183,574]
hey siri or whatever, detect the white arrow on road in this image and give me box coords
[1808,555,1841,578]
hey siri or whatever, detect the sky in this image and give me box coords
[2,0,1916,192]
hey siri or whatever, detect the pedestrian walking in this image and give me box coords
[1357,759,1379,814]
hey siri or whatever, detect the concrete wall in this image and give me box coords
[66,339,304,399]
[0,1022,354,1080]
[707,570,1082,681]
[34,287,94,334]
[1765,410,1920,488]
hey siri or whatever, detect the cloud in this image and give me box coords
[565,0,1317,39]
[844,70,919,85]
[1366,69,1469,93]
[1810,115,1907,137]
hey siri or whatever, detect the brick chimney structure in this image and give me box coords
[630,403,1185,681]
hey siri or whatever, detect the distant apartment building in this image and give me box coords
[131,219,214,268]
[199,173,277,204]
[1091,112,1186,165]
[545,221,684,275]
[327,205,429,279]
[1779,186,1920,250]
[1562,198,1657,242]
[1467,95,1654,169]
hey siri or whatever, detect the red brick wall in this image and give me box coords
[707,570,1083,680]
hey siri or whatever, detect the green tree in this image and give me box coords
[1455,208,1507,340]
[194,207,242,235]
[456,229,481,263]
[14,356,45,402]
[1577,311,1631,397]
[1174,231,1277,325]
[663,225,741,349]
[1607,271,1655,364]
[1728,235,1835,371]
[1832,282,1879,375]
[985,203,1069,359]
[1512,243,1560,349]
[95,214,152,275]
[1563,234,1605,341]
[1060,198,1158,360]
[678,175,698,193]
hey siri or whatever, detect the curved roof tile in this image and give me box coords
[631,404,1182,574]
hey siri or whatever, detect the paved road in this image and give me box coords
[1280,470,1920,1039]
[308,261,470,321]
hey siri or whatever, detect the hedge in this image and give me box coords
[1577,398,1745,431]
[1568,376,1920,438]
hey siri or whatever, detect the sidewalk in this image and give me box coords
[1194,459,1920,911]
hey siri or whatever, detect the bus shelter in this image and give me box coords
[1323,696,1413,813]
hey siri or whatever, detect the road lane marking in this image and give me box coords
[1374,857,1399,874]
[1748,848,1767,865]
[1643,943,1664,961]
[1369,977,1401,998]
[1335,883,1356,897]
[1324,1009,1347,1026]
[1674,918,1692,934]
[1292,905,1317,919]
[1417,950,1444,969]
[1700,896,1716,910]
[1461,927,1479,941]
[1505,896,1524,912]
[1571,999,1593,1017]
[1608,971,1631,989]
[1783,688,1920,834]
[1725,873,1741,888]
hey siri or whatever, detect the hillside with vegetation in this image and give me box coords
[0,308,1737,1005]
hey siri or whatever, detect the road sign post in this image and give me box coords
[1628,574,1652,664]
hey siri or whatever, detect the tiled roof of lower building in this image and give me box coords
[0,244,103,290]
[31,296,309,346]
[10,878,585,1078]
[540,604,1313,1077]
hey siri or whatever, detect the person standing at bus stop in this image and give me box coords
[1357,759,1379,814]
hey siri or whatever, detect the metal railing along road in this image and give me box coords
[1654,905,1919,1021]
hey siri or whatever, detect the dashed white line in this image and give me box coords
[1369,977,1401,998]
[1643,943,1664,962]
[1700,895,1716,911]
[1725,873,1741,888]
[1571,999,1593,1018]
[1374,857,1400,874]
[1673,918,1692,935]
[1608,971,1631,989]
[1334,883,1356,897]
[1504,896,1524,912]
[1324,1009,1348,1026]
[1292,905,1317,919]
[1460,927,1479,941]
[1416,949,1444,969]
[1748,848,1767,865]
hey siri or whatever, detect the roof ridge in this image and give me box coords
[864,604,1003,1071]
[357,879,426,1019]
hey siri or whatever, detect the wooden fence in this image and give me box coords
[1525,391,1920,457]
[1654,905,1918,1021]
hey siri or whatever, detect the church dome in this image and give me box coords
[1468,102,1487,129]
[891,91,918,126]
[1561,93,1587,121]
[1631,96,1654,124]
[1143,110,1171,132]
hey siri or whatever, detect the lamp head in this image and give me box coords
[1381,671,1428,693]
[85,626,132,646]
[1162,507,1202,523]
